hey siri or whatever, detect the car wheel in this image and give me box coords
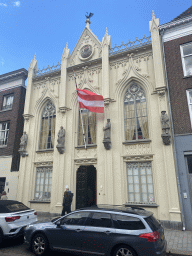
[113,245,137,256]
[31,233,49,256]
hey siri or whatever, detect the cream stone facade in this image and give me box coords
[17,14,182,227]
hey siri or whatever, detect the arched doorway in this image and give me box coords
[76,165,96,209]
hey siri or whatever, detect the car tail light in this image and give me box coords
[5,216,21,222]
[34,212,37,215]
[139,231,160,242]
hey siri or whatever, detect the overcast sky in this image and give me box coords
[0,0,191,75]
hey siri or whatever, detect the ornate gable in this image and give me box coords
[69,27,102,67]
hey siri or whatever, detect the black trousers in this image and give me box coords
[61,206,71,216]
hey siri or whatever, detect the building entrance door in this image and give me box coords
[76,165,96,209]
[0,178,6,195]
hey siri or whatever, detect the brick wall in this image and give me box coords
[164,34,192,135]
[0,86,26,169]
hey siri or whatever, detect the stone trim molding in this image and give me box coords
[34,161,53,167]
[123,154,153,162]
[74,158,97,165]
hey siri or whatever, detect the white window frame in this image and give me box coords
[186,89,192,127]
[180,42,192,77]
[0,121,10,146]
[2,94,14,110]
[127,162,155,204]
[34,167,52,201]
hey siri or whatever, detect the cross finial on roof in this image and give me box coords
[34,53,36,60]
[66,42,68,49]
[85,12,94,28]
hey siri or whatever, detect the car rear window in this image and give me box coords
[112,214,145,230]
[0,202,29,213]
[144,215,161,231]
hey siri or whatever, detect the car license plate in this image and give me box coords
[161,234,164,240]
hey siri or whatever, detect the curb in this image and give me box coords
[167,249,192,255]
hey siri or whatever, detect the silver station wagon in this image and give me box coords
[24,205,167,256]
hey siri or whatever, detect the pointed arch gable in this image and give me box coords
[38,100,56,150]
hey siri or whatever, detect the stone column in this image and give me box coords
[149,11,165,89]
[102,28,111,99]
[60,43,70,110]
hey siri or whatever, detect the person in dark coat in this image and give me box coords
[61,186,73,216]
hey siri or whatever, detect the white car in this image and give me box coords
[0,200,38,243]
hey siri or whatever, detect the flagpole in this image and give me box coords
[73,71,87,149]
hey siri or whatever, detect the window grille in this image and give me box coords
[39,101,56,150]
[180,42,192,77]
[0,121,10,146]
[127,162,155,204]
[78,109,96,146]
[2,95,14,110]
[34,167,52,201]
[124,84,149,141]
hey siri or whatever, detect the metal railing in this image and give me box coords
[35,62,61,77]
[110,35,151,55]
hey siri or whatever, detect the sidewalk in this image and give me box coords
[36,214,192,256]
[165,228,192,255]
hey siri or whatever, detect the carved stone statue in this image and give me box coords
[19,132,28,157]
[103,119,111,150]
[56,126,65,154]
[161,111,171,145]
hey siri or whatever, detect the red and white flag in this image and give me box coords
[77,89,104,113]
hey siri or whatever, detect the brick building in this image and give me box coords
[0,69,27,200]
[160,6,192,230]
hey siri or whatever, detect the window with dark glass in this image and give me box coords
[180,42,192,77]
[112,214,145,230]
[78,109,96,146]
[60,211,90,226]
[2,94,14,110]
[86,212,112,228]
[0,121,10,146]
[124,84,149,141]
[39,101,56,150]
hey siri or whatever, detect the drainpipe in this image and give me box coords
[160,29,186,231]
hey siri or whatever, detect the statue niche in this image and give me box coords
[161,111,171,145]
[56,126,65,154]
[103,119,111,150]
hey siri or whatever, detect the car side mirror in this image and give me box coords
[56,221,61,227]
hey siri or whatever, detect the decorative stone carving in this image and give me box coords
[19,132,28,157]
[161,111,171,145]
[74,158,97,165]
[123,154,153,162]
[103,119,111,150]
[34,161,53,167]
[56,126,65,154]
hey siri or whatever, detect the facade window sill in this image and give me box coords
[75,144,97,149]
[29,200,51,204]
[36,149,54,153]
[124,203,159,208]
[0,108,12,113]
[183,75,192,79]
[0,145,7,148]
[123,139,151,145]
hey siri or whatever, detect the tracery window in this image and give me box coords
[124,84,149,141]
[39,101,56,150]
[78,109,96,146]
[127,162,155,204]
[34,167,52,201]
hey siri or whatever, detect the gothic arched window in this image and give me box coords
[78,109,96,146]
[124,84,149,141]
[39,101,56,150]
